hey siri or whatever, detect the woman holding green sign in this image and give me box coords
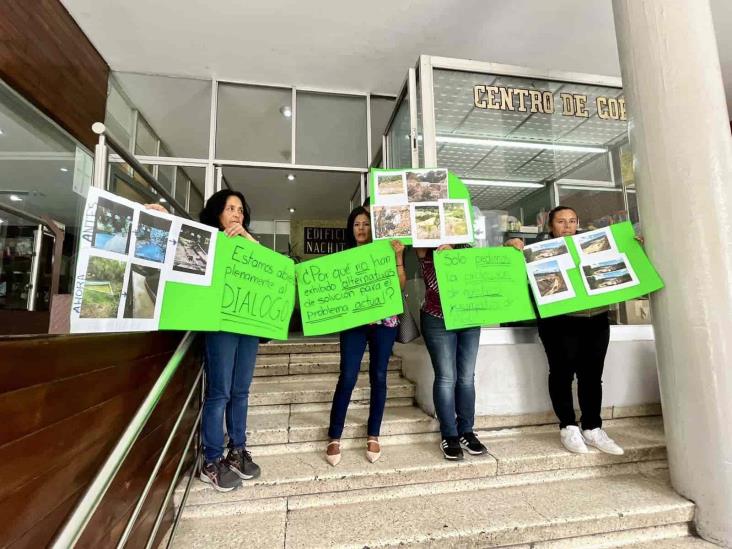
[325,206,406,466]
[148,189,262,492]
[506,205,624,456]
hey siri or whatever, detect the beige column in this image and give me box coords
[612,0,732,545]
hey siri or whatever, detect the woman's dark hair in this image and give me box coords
[199,189,251,230]
[345,206,370,249]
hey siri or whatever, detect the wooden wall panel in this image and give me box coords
[0,331,201,549]
[0,0,109,148]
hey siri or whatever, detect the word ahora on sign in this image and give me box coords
[473,85,626,121]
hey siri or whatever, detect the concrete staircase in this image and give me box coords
[169,340,712,549]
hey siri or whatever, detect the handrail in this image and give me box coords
[51,331,198,549]
[91,122,191,219]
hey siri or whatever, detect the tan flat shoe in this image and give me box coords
[366,438,381,463]
[325,440,341,466]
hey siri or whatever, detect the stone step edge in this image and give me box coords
[249,415,662,455]
[500,522,696,549]
[178,459,671,519]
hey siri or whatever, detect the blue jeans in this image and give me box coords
[421,311,481,438]
[328,324,398,439]
[202,332,259,463]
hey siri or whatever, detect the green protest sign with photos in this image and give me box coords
[368,168,474,247]
[434,247,536,329]
[529,221,664,318]
[296,240,403,336]
[160,236,296,340]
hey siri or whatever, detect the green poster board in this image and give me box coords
[535,222,664,318]
[296,240,404,336]
[160,236,296,340]
[368,168,474,245]
[434,247,536,329]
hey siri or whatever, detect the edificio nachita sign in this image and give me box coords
[473,85,626,121]
[304,226,346,255]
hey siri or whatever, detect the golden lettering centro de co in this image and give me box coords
[473,85,627,121]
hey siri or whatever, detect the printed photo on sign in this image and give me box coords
[92,196,133,255]
[374,172,407,205]
[439,199,472,244]
[411,202,442,247]
[405,169,448,203]
[371,205,411,240]
[167,220,217,285]
[123,264,161,319]
[79,255,127,318]
[134,211,172,264]
[580,253,639,295]
[573,227,618,258]
[174,224,211,275]
[523,237,574,268]
[528,259,575,305]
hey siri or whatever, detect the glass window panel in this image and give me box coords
[175,168,189,210]
[216,84,292,162]
[296,92,367,167]
[112,72,211,158]
[189,184,204,217]
[369,96,395,165]
[135,117,157,157]
[0,80,89,308]
[386,95,411,169]
[157,164,175,194]
[105,82,134,148]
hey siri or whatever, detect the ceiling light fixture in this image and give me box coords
[462,179,545,189]
[280,105,292,118]
[288,207,295,213]
[287,174,296,181]
[60,167,69,172]
[436,135,607,154]
[159,198,167,203]
[9,194,23,202]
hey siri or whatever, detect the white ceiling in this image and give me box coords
[222,166,361,221]
[62,0,732,113]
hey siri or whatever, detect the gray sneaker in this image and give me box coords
[200,458,241,492]
[225,447,261,479]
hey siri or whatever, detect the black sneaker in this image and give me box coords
[200,458,241,492]
[225,447,261,480]
[459,432,488,455]
[440,437,464,460]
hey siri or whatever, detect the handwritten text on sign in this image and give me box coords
[159,236,296,340]
[434,247,535,330]
[296,240,403,336]
[220,242,296,338]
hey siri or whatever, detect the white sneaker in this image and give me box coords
[582,428,624,455]
[560,425,589,454]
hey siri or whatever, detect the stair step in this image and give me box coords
[246,405,437,446]
[249,372,414,406]
[530,523,716,548]
[253,353,402,377]
[284,471,692,548]
[172,468,692,548]
[180,417,665,509]
[258,339,340,355]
